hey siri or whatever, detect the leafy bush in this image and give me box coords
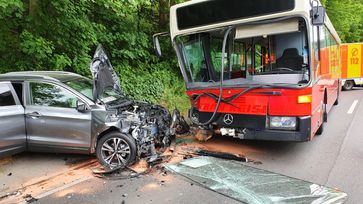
[2,0,360,116]
[0,0,190,114]
[117,61,190,114]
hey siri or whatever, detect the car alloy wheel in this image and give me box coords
[96,132,136,169]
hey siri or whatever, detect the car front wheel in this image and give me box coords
[96,132,137,169]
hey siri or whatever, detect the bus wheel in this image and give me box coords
[343,80,354,91]
[334,98,339,106]
[316,123,324,135]
[334,91,339,106]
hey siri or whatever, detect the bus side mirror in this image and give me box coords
[153,35,162,57]
[311,6,325,26]
[153,32,170,57]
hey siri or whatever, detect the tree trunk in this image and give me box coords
[158,0,168,28]
[28,0,38,17]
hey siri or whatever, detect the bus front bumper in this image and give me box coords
[228,117,311,142]
[193,110,311,142]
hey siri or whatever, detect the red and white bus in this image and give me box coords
[156,0,341,141]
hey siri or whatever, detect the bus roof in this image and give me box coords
[170,0,341,44]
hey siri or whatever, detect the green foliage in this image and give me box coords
[0,0,190,114]
[1,0,361,115]
[322,0,363,43]
[0,0,24,18]
[19,31,54,68]
[160,74,190,115]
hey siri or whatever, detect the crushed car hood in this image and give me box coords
[90,45,123,101]
[88,45,189,170]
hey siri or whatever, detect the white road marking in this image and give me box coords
[18,176,92,204]
[347,100,359,114]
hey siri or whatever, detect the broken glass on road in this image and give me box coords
[165,156,347,204]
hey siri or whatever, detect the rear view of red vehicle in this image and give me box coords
[155,0,341,141]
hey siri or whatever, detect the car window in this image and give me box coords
[65,78,93,100]
[0,84,16,106]
[30,82,78,108]
[11,83,23,105]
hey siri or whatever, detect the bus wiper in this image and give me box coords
[268,83,304,88]
[249,91,282,96]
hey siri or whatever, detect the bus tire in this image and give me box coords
[334,98,339,106]
[334,91,339,106]
[316,123,324,135]
[323,111,328,122]
[342,80,354,91]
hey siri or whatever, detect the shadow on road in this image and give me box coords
[181,134,307,162]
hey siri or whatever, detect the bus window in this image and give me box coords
[176,18,310,85]
[253,37,271,74]
[255,44,263,73]
[210,37,225,81]
[230,42,246,79]
[320,26,329,75]
[180,37,206,82]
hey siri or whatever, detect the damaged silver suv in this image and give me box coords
[0,45,182,169]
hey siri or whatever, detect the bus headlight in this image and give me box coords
[269,117,297,130]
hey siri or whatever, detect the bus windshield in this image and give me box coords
[176,18,310,88]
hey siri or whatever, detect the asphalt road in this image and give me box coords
[1,88,363,204]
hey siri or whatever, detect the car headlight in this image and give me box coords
[269,117,297,130]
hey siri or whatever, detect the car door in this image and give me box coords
[0,82,26,158]
[25,81,92,154]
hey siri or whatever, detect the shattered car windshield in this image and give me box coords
[176,18,310,88]
[65,78,93,100]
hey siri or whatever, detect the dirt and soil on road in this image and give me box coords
[0,132,262,204]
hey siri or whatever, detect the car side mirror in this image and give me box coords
[76,100,88,113]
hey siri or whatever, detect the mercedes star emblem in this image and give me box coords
[223,114,234,125]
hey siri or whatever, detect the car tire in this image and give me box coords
[96,132,137,169]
